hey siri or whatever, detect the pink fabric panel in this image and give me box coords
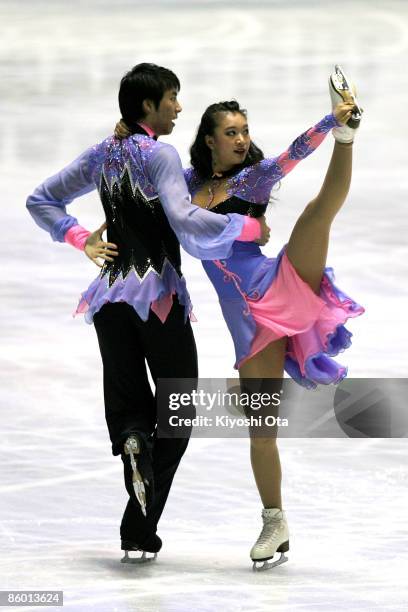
[150,292,176,323]
[240,252,326,365]
[65,225,91,251]
[150,292,197,324]
[238,252,364,371]
[236,216,261,242]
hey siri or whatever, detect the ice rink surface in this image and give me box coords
[1,0,407,610]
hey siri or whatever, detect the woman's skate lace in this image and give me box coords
[256,516,284,549]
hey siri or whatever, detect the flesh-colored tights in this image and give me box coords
[239,141,353,509]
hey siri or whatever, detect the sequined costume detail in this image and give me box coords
[26,130,253,324]
[184,114,341,206]
[184,114,365,388]
[98,165,181,288]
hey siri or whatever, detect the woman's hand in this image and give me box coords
[254,215,271,246]
[114,119,131,140]
[84,222,119,268]
[333,92,359,125]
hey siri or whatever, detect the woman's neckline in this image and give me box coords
[191,195,236,211]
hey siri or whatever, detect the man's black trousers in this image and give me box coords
[94,297,198,544]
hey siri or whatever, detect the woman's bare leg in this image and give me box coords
[238,141,353,509]
[239,336,287,509]
[286,141,353,293]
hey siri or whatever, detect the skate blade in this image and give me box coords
[125,437,147,516]
[133,478,147,516]
[121,550,157,564]
[332,64,363,123]
[252,552,288,572]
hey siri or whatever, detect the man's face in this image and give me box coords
[148,88,182,136]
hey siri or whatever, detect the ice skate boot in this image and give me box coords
[123,435,148,517]
[329,64,362,143]
[121,533,161,564]
[250,508,289,571]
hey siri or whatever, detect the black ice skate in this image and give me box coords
[121,533,162,564]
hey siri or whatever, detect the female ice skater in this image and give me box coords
[182,66,364,569]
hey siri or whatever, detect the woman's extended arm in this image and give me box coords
[259,113,341,188]
[271,114,340,177]
[256,101,356,189]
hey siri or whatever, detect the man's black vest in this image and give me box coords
[99,125,182,288]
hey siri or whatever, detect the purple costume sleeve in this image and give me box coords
[148,144,252,260]
[229,113,340,204]
[26,148,95,242]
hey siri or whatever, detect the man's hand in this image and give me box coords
[114,119,131,140]
[84,222,119,268]
[254,215,271,246]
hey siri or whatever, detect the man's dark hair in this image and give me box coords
[119,62,180,132]
[189,100,264,180]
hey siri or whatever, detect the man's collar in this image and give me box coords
[137,122,157,140]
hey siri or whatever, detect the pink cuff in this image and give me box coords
[65,225,91,251]
[236,217,261,242]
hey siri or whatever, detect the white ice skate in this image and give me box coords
[121,550,157,564]
[250,508,289,571]
[123,435,147,517]
[329,64,363,143]
[120,533,161,564]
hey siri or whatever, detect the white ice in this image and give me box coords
[1,0,407,610]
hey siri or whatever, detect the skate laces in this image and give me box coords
[256,516,284,548]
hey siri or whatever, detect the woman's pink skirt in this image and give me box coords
[240,251,365,388]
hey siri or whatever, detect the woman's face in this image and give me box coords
[205,112,251,173]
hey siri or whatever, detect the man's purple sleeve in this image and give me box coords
[148,144,260,260]
[26,148,95,242]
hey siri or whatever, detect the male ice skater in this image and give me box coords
[26,63,269,562]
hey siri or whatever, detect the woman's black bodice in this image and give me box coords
[205,196,267,218]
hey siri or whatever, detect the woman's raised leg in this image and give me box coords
[285,139,354,294]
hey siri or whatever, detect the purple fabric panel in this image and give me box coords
[183,166,202,195]
[76,261,192,324]
[218,298,258,367]
[89,135,159,199]
[202,244,285,364]
[202,243,283,300]
[148,145,247,260]
[284,352,348,389]
[26,147,96,242]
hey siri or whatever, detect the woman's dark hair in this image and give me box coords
[190,100,264,180]
[119,63,180,132]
